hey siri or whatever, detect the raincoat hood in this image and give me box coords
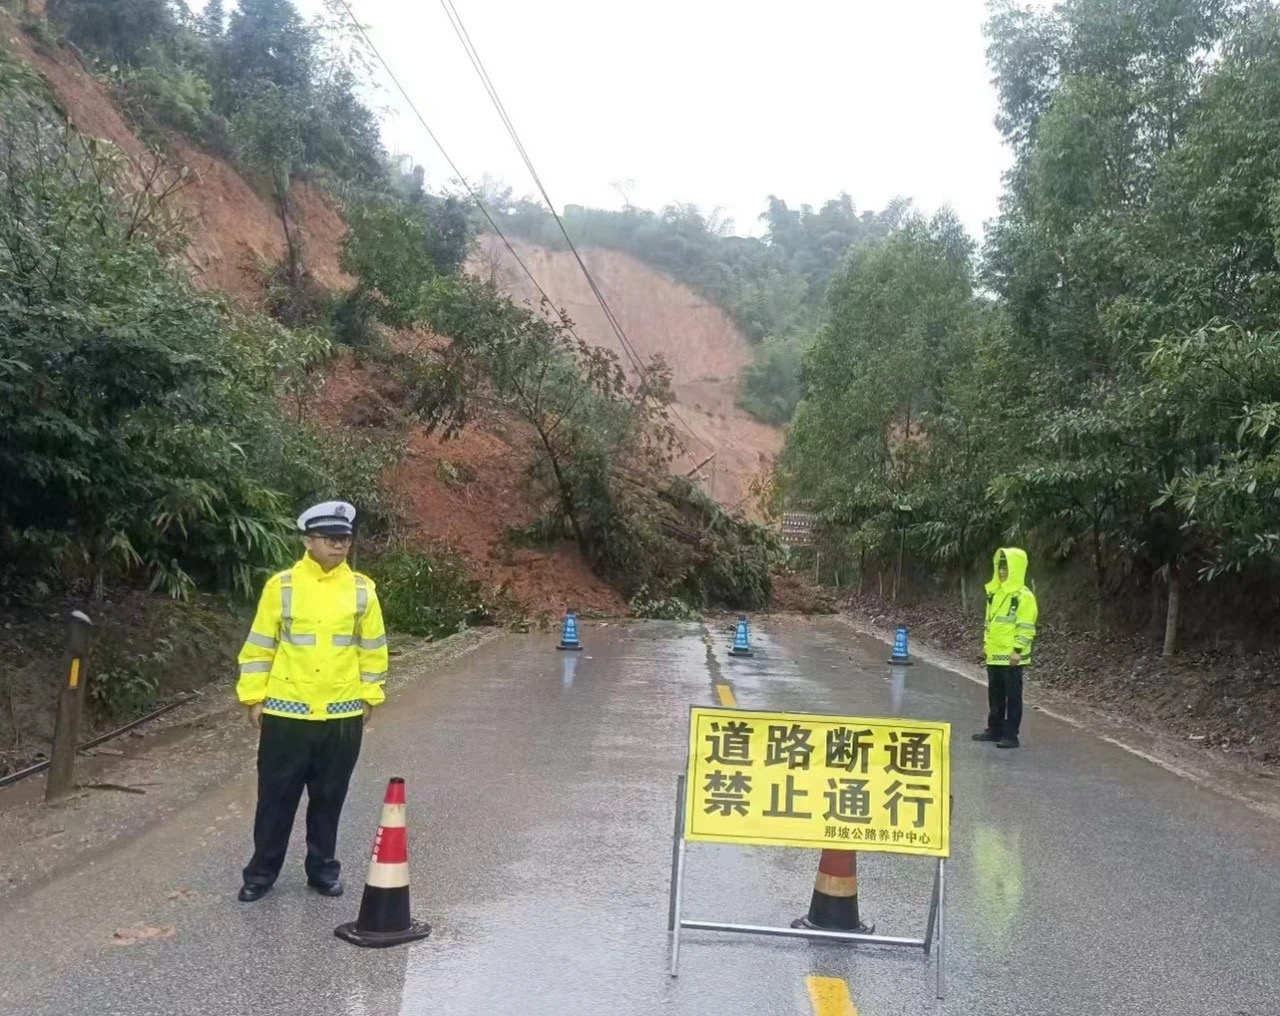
[988,547,1029,590]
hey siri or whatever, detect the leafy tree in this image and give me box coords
[983,0,1246,378]
[0,45,376,601]
[337,195,474,336]
[395,274,778,607]
[201,0,226,38]
[224,0,315,94]
[1147,323,1280,579]
[912,310,1027,607]
[989,375,1153,626]
[779,210,978,583]
[47,0,177,63]
[737,333,811,426]
[303,66,386,184]
[230,81,308,285]
[761,192,907,304]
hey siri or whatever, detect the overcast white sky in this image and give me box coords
[291,0,1012,240]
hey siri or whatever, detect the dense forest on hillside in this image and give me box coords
[0,0,782,737]
[780,0,1280,655]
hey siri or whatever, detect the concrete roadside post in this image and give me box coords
[45,610,93,802]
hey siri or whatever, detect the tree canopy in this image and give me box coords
[776,0,1280,650]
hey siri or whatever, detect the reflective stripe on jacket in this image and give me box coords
[236,555,389,720]
[983,546,1038,667]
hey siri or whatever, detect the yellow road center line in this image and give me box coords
[714,683,736,707]
[806,976,857,1016]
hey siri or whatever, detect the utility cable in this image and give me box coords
[331,0,592,352]
[436,0,712,459]
[438,0,650,375]
[333,0,710,469]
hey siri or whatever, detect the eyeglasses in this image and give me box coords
[312,534,353,546]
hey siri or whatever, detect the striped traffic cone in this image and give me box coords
[335,777,432,948]
[791,849,874,934]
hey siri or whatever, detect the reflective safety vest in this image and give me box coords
[984,546,1039,667]
[236,555,389,720]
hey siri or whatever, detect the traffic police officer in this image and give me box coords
[235,500,389,902]
[972,546,1038,750]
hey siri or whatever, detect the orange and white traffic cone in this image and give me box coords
[791,848,874,934]
[335,777,432,948]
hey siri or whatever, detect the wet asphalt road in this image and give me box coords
[1,618,1279,1016]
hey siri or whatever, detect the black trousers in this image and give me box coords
[986,665,1024,739]
[242,714,363,887]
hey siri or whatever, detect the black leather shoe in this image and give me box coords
[237,883,271,902]
[997,737,1020,749]
[971,730,1000,742]
[307,879,344,897]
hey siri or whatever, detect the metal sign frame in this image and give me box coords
[666,773,949,999]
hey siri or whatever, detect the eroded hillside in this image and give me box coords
[4,23,778,612]
[474,237,783,514]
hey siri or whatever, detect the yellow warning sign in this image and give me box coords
[683,707,950,857]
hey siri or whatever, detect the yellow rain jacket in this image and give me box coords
[983,547,1038,666]
[236,555,389,720]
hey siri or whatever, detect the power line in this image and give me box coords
[437,0,643,373]
[332,0,711,469]
[435,0,712,460]
[329,1,600,362]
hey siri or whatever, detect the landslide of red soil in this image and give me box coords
[318,357,625,618]
[473,237,784,515]
[5,26,776,614]
[5,28,349,303]
[4,28,612,614]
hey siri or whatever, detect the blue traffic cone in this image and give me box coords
[557,611,583,651]
[729,616,753,658]
[887,626,913,666]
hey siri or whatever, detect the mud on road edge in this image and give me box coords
[0,627,501,903]
[833,612,1280,823]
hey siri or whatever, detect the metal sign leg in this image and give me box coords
[669,773,689,978]
[924,857,940,954]
[667,774,686,933]
[936,858,947,1000]
[669,837,688,977]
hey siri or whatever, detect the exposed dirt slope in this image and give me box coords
[474,237,784,515]
[318,358,624,617]
[4,26,774,613]
[5,28,348,302]
[3,27,614,613]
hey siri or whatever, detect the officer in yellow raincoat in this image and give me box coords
[972,547,1038,750]
[235,500,389,902]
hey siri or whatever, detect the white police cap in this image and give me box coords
[298,500,356,536]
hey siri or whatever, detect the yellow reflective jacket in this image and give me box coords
[983,547,1038,666]
[236,555,389,720]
